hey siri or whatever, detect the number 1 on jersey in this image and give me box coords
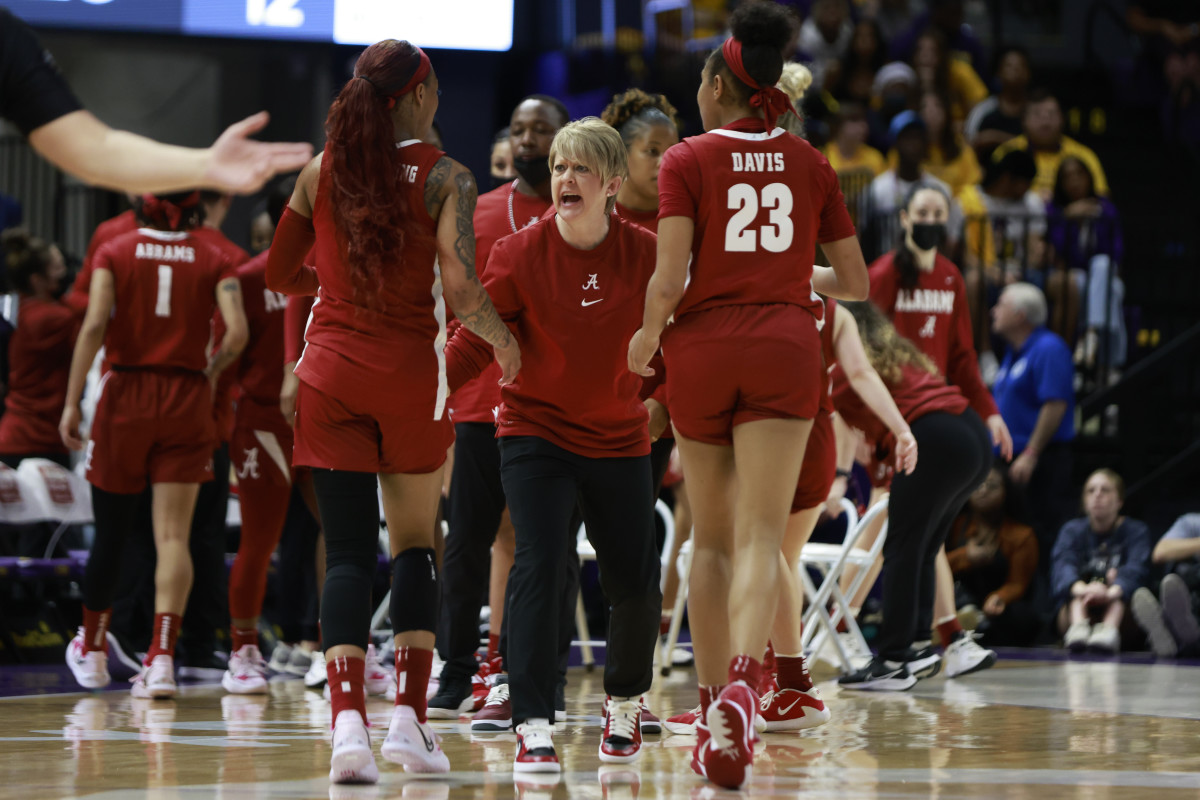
[725,182,794,253]
[155,265,172,317]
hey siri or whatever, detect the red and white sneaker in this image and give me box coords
[689,721,710,778]
[222,644,268,695]
[757,687,831,731]
[131,656,177,700]
[514,720,560,773]
[470,655,503,712]
[663,704,701,735]
[601,696,662,734]
[599,696,642,763]
[471,682,513,732]
[363,645,395,696]
[66,632,110,690]
[329,709,378,784]
[381,705,450,773]
[703,683,756,790]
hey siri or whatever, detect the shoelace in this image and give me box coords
[485,683,510,706]
[606,699,639,740]
[517,722,554,750]
[758,691,777,711]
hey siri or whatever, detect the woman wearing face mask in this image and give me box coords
[0,230,77,470]
[867,183,1012,679]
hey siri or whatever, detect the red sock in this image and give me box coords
[762,641,776,674]
[231,626,258,652]
[698,684,723,716]
[395,647,433,722]
[487,632,500,662]
[936,617,964,646]
[660,615,671,636]
[145,613,181,663]
[81,607,111,655]
[776,654,814,692]
[328,656,367,727]
[728,655,762,693]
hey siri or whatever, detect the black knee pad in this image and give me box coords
[391,547,438,634]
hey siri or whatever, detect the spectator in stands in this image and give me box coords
[1052,469,1152,654]
[1132,513,1200,657]
[798,0,854,92]
[904,90,982,197]
[947,462,1039,646]
[825,102,886,176]
[992,89,1110,201]
[910,29,988,125]
[868,110,963,253]
[868,0,927,43]
[0,230,76,470]
[1127,1,1200,96]
[890,0,987,77]
[490,127,516,188]
[829,18,888,106]
[990,283,1076,558]
[1046,156,1125,370]
[868,62,919,151]
[965,46,1033,161]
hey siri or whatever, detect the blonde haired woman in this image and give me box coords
[446,117,662,771]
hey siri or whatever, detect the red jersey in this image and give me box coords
[68,209,139,313]
[445,215,657,458]
[296,140,447,412]
[91,228,237,371]
[230,252,287,406]
[449,181,553,424]
[868,251,998,419]
[0,297,79,454]
[832,362,968,461]
[615,201,659,234]
[657,118,856,321]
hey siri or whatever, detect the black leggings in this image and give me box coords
[875,409,992,661]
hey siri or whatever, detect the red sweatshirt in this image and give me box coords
[444,214,656,458]
[868,251,998,420]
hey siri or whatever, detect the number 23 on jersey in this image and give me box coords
[725,182,794,253]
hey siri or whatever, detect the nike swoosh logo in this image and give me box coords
[778,698,802,716]
[581,298,604,307]
[416,722,435,753]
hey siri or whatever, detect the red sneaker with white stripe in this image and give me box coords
[757,687,831,731]
[663,704,701,735]
[703,683,756,790]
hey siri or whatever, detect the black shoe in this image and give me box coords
[903,645,943,679]
[177,650,228,681]
[839,657,917,691]
[427,677,473,719]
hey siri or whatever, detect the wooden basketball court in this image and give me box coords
[2,654,1198,798]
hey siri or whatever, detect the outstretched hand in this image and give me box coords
[202,112,314,195]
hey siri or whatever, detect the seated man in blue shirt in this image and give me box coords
[991,282,1076,557]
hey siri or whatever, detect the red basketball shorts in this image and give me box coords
[663,303,824,445]
[232,398,294,492]
[791,409,836,512]
[293,380,452,474]
[86,369,215,494]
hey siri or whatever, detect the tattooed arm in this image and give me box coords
[428,156,521,385]
[207,276,249,385]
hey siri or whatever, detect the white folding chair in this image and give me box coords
[659,536,693,676]
[799,495,889,673]
[7,459,91,558]
[575,498,674,671]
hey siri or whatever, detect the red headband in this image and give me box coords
[140,191,200,232]
[721,38,797,131]
[359,47,433,111]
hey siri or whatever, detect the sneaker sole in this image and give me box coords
[598,746,642,764]
[762,706,831,731]
[1132,591,1177,658]
[330,746,378,784]
[381,742,450,773]
[513,760,561,773]
[907,656,942,680]
[705,697,754,790]
[946,651,998,679]
[839,675,917,692]
[221,673,268,695]
[662,720,697,735]
[471,720,513,732]
[640,721,662,734]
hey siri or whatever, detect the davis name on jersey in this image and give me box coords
[731,152,786,172]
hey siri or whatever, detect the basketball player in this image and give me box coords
[62,191,248,699]
[445,117,661,772]
[627,1,869,788]
[832,302,993,690]
[265,39,518,784]
[869,183,1009,677]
